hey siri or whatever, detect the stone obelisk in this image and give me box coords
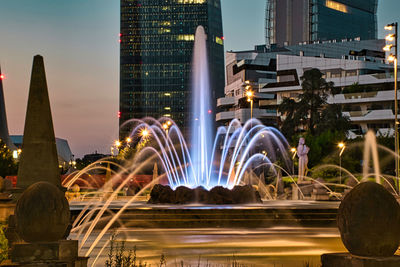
[0,65,16,150]
[16,55,60,191]
[5,55,88,266]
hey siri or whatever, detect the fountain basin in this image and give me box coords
[70,200,339,229]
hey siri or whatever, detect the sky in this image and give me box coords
[0,0,399,158]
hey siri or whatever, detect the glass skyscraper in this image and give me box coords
[265,0,377,47]
[119,0,224,139]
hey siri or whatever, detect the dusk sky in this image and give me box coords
[0,0,399,157]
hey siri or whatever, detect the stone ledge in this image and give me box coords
[321,253,400,267]
[11,240,78,263]
[1,257,88,267]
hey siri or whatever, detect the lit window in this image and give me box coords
[215,36,223,45]
[177,34,195,41]
[177,0,206,4]
[325,0,348,13]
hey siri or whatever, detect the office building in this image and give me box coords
[217,39,400,137]
[0,67,15,150]
[265,0,378,46]
[119,0,224,138]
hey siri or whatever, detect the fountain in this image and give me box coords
[60,26,400,266]
[115,26,291,192]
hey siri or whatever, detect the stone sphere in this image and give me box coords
[338,182,400,257]
[15,181,70,243]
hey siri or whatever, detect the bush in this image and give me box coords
[0,224,8,262]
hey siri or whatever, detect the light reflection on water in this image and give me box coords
[76,227,345,267]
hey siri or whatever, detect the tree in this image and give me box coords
[0,139,18,177]
[278,68,351,139]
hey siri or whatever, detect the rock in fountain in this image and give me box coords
[5,55,87,266]
[148,184,262,204]
[321,182,400,266]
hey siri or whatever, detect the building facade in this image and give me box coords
[265,0,378,47]
[216,47,278,126]
[217,39,399,137]
[262,53,396,138]
[120,0,224,138]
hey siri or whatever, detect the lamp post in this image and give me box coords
[291,147,297,175]
[244,81,254,121]
[246,90,254,120]
[162,120,171,136]
[338,142,346,184]
[384,22,399,189]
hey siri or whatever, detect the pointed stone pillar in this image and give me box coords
[16,55,60,191]
[0,65,15,150]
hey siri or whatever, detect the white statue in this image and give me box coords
[297,137,310,183]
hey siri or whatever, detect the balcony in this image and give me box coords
[344,109,395,122]
[217,97,235,107]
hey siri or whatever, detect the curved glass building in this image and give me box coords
[265,0,378,47]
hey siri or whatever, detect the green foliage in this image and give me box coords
[105,234,147,267]
[278,68,351,140]
[0,224,8,262]
[0,139,18,177]
[118,145,138,161]
[341,82,375,94]
[301,130,346,168]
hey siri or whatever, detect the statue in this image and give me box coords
[297,137,310,183]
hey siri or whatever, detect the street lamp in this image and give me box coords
[245,88,254,120]
[141,128,150,139]
[384,22,399,188]
[115,140,121,148]
[162,122,170,136]
[290,147,297,175]
[290,147,297,159]
[338,142,346,184]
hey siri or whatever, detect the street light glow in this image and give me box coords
[385,25,393,31]
[126,137,132,143]
[115,140,121,147]
[383,44,393,51]
[162,123,168,129]
[167,120,172,126]
[386,34,395,42]
[388,54,396,62]
[291,147,296,153]
[141,128,149,137]
[338,142,346,157]
[246,90,253,98]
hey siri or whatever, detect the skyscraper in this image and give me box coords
[119,0,224,139]
[265,0,377,47]
[0,66,15,150]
